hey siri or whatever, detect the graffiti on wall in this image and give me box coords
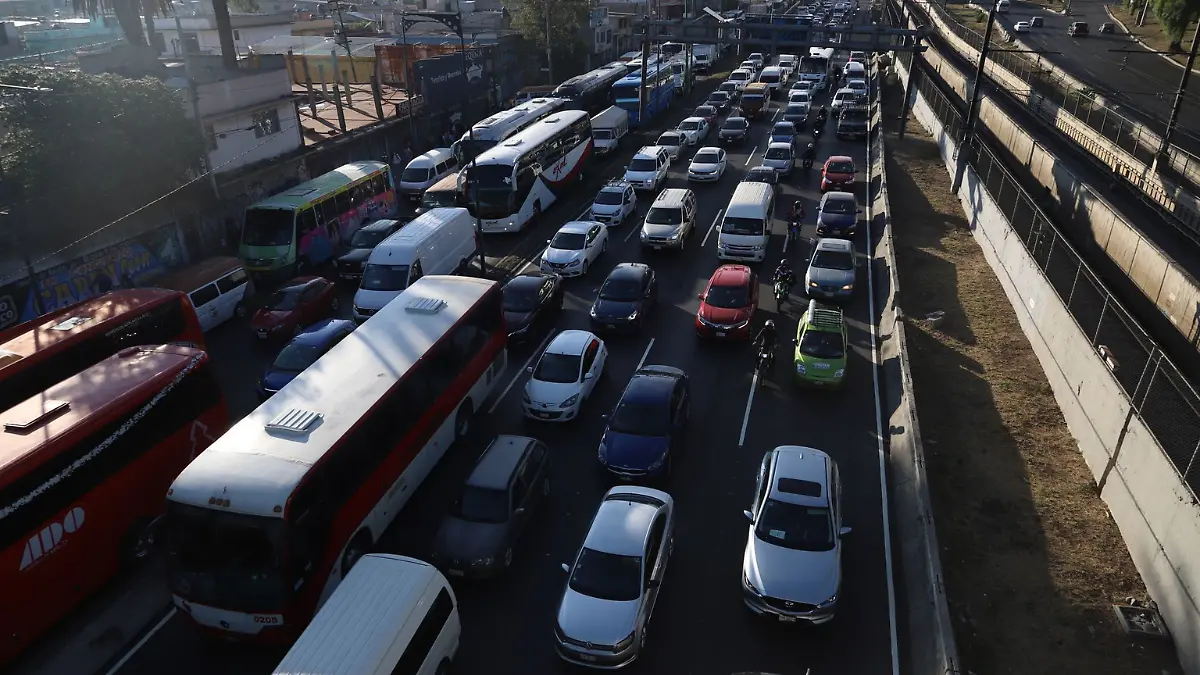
[0,223,185,330]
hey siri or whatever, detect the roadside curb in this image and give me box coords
[1103,5,1200,75]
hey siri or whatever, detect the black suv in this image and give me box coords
[335,218,406,280]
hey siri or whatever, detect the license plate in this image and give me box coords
[340,274,356,280]
[605,324,615,329]
[535,412,549,418]
[256,331,268,339]
[652,245,663,250]
[447,569,464,577]
[716,331,726,337]
[579,655,598,662]
[779,616,797,623]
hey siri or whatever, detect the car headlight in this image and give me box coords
[809,280,819,288]
[841,284,854,290]
[733,319,749,329]
[742,570,763,596]
[647,453,665,471]
[796,362,807,374]
[597,443,608,464]
[614,633,636,651]
[473,557,495,567]
[522,391,531,404]
[752,244,765,251]
[668,231,681,241]
[560,394,579,408]
[818,594,838,608]
[640,230,649,240]
[589,306,598,317]
[834,368,845,378]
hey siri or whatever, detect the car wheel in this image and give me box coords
[330,297,340,311]
[503,547,514,568]
[454,400,473,440]
[582,259,590,275]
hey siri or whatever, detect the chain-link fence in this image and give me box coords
[907,51,1200,498]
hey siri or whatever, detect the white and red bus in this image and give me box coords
[0,345,226,666]
[0,288,207,412]
[163,275,507,641]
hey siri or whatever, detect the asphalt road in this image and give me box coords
[106,70,896,675]
[994,0,1200,155]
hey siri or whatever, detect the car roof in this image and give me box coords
[767,141,794,150]
[681,116,704,123]
[658,130,683,138]
[558,220,597,234]
[293,318,354,345]
[547,329,595,355]
[360,219,398,232]
[467,435,534,490]
[823,191,857,202]
[505,274,549,292]
[769,446,831,507]
[725,116,748,123]
[623,368,679,404]
[815,237,853,252]
[584,493,661,556]
[826,155,854,164]
[279,275,322,292]
[607,262,650,282]
[600,180,631,191]
[635,145,664,157]
[711,264,752,286]
[694,146,722,156]
[773,121,796,129]
[654,188,690,207]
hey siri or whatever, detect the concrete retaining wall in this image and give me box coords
[894,52,1200,675]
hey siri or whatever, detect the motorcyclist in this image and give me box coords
[753,319,778,361]
[788,199,806,226]
[801,142,816,162]
[815,105,828,122]
[773,260,797,290]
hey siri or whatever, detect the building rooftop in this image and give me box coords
[294,80,418,143]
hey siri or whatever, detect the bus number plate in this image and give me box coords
[253,615,281,625]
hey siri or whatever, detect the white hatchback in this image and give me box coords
[676,117,710,145]
[541,221,609,277]
[523,330,608,422]
[656,131,685,160]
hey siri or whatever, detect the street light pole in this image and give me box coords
[545,0,554,85]
[951,1,998,192]
[455,14,489,278]
[1158,26,1200,160]
[399,14,417,143]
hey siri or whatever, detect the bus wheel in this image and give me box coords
[454,400,473,440]
[121,519,155,566]
[341,532,371,575]
[532,202,542,223]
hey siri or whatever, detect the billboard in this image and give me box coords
[411,46,491,109]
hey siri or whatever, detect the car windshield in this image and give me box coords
[679,120,700,131]
[705,283,750,308]
[765,147,792,159]
[746,170,776,183]
[629,158,659,172]
[840,109,867,122]
[755,499,835,551]
[743,93,765,101]
[349,228,389,248]
[787,104,808,114]
[646,207,683,225]
[813,250,854,270]
[550,231,587,250]
[400,166,433,183]
[709,92,730,102]
[730,72,749,81]
[453,486,509,524]
[600,276,643,301]
[723,119,748,130]
[658,134,682,146]
[695,107,715,117]
[822,197,856,215]
[694,151,721,164]
[265,286,303,311]
[800,329,845,359]
[272,343,322,372]
[594,129,613,140]
[241,208,294,247]
[760,73,779,83]
[595,190,624,205]
[827,161,855,173]
[773,125,794,135]
[503,283,541,312]
[610,397,669,436]
[568,548,643,602]
[360,264,410,291]
[534,352,581,383]
[422,188,459,209]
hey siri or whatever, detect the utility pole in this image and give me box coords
[639,17,651,126]
[951,1,999,192]
[1158,27,1200,159]
[398,13,416,142]
[455,13,488,277]
[545,0,554,85]
[211,0,238,69]
[897,33,923,140]
[1137,0,1149,26]
[329,0,359,84]
[176,11,221,199]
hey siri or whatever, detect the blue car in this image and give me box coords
[597,366,690,481]
[258,318,356,399]
[816,191,861,237]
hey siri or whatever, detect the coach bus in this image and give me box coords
[552,62,628,115]
[0,288,205,412]
[463,110,592,233]
[0,345,226,666]
[163,275,506,641]
[611,62,676,126]
[451,96,567,165]
[240,161,397,285]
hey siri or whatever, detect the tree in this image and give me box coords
[0,67,205,248]
[1151,0,1200,50]
[72,0,176,47]
[508,0,590,82]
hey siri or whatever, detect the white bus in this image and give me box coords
[667,54,694,95]
[464,110,593,233]
[163,275,507,641]
[451,96,567,165]
[799,47,836,90]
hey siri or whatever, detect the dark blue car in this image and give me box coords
[816,191,861,237]
[597,366,690,481]
[258,318,356,399]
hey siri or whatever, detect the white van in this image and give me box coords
[843,60,867,81]
[353,209,477,322]
[154,256,251,332]
[399,148,458,203]
[272,555,459,675]
[591,106,630,156]
[758,66,784,97]
[717,182,775,262]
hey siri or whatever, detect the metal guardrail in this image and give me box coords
[895,43,1200,499]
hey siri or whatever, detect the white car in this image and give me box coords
[540,220,609,277]
[590,180,637,227]
[845,79,867,94]
[848,49,867,62]
[688,146,727,182]
[1013,20,1030,32]
[728,68,754,89]
[739,60,760,76]
[625,146,670,191]
[831,87,858,112]
[790,80,814,94]
[523,330,608,422]
[676,117,710,145]
[656,131,685,160]
[788,90,812,106]
[762,142,796,177]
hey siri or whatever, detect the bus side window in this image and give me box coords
[332,190,351,216]
[297,207,319,236]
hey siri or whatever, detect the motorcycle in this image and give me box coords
[802,157,814,170]
[755,346,774,382]
[813,126,824,142]
[774,279,789,305]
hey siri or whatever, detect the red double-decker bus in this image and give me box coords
[164,276,506,641]
[0,345,227,666]
[0,289,206,412]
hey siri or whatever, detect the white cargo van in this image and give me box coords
[353,208,477,322]
[272,555,460,675]
[154,256,251,332]
[693,44,717,73]
[398,148,457,202]
[717,182,775,262]
[591,105,630,156]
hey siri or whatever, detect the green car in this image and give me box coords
[793,300,848,388]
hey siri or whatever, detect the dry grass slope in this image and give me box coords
[880,80,1179,674]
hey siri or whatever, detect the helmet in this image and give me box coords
[807,142,814,148]
[764,319,776,330]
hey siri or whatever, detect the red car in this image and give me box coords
[692,105,718,126]
[821,155,857,193]
[695,265,758,340]
[251,275,339,342]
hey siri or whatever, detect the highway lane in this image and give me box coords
[108,73,895,675]
[995,0,1200,154]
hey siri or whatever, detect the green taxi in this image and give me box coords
[792,300,848,388]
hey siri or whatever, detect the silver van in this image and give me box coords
[399,148,458,202]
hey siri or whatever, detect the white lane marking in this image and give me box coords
[772,107,781,121]
[635,338,656,370]
[745,146,758,166]
[865,80,901,675]
[701,208,725,247]
[625,222,642,243]
[738,370,759,447]
[488,330,556,414]
[105,607,177,675]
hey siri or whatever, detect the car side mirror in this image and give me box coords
[526,366,534,373]
[648,578,661,589]
[515,508,526,516]
[584,372,594,381]
[601,413,610,420]
[839,526,853,537]
[560,563,570,573]
[857,208,864,213]
[697,294,705,301]
[743,509,753,521]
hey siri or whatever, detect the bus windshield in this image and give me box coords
[467,165,516,217]
[800,58,828,75]
[454,138,498,165]
[165,503,289,612]
[242,208,294,247]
